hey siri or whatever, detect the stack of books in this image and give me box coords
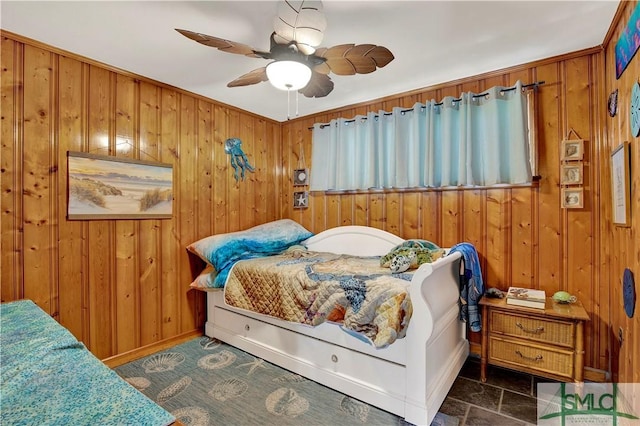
[506,287,546,309]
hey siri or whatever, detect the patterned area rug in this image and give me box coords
[115,337,458,426]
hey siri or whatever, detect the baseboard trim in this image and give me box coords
[102,329,203,368]
[583,367,608,383]
[469,341,481,357]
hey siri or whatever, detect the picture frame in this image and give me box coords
[560,163,584,185]
[615,2,640,79]
[608,89,619,117]
[611,142,631,227]
[293,191,309,209]
[561,139,584,161]
[293,168,309,186]
[67,151,173,220]
[561,187,584,209]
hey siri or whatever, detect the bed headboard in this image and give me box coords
[303,226,404,257]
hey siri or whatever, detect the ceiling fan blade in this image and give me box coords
[175,29,270,59]
[315,44,394,75]
[311,61,331,75]
[299,72,333,98]
[273,1,327,55]
[227,67,269,88]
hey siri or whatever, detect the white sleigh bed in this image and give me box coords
[204,225,468,426]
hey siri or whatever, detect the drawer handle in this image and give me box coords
[244,324,250,332]
[516,322,544,334]
[331,354,338,363]
[515,350,543,362]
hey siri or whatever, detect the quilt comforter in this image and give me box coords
[224,251,414,348]
[0,300,174,426]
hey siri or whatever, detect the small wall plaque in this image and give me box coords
[560,139,584,161]
[560,163,583,185]
[293,169,309,186]
[561,187,584,209]
[293,191,308,209]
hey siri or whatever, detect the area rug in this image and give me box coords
[115,337,458,426]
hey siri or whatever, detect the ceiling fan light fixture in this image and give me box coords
[266,60,312,91]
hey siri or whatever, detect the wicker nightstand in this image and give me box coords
[479,296,590,382]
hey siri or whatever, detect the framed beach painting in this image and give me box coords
[67,152,173,220]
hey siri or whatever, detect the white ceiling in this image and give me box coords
[1,1,619,122]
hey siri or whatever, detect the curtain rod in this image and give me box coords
[309,81,545,130]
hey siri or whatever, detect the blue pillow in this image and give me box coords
[189,264,218,291]
[187,219,313,287]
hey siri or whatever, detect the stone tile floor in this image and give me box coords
[438,356,557,425]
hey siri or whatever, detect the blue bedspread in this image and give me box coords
[0,300,175,426]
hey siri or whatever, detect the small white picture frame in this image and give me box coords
[560,163,583,185]
[561,187,584,209]
[293,169,309,186]
[293,191,308,209]
[561,139,584,161]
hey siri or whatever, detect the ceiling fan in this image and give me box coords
[175,1,394,98]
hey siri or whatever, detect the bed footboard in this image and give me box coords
[404,250,469,425]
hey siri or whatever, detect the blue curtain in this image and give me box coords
[310,81,532,191]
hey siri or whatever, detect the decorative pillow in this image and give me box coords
[186,219,313,287]
[380,239,444,270]
[189,264,218,291]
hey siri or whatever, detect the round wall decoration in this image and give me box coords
[630,82,640,136]
[623,268,635,318]
[293,169,309,186]
[608,89,618,117]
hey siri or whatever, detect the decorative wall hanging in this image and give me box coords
[225,138,255,182]
[630,82,640,136]
[615,2,640,79]
[293,140,309,205]
[561,187,584,209]
[560,129,586,210]
[293,169,309,186]
[67,151,173,220]
[560,139,584,161]
[560,163,583,185]
[608,89,618,117]
[623,268,636,318]
[293,191,309,209]
[611,142,631,226]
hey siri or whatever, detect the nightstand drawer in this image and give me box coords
[489,311,575,348]
[489,336,574,379]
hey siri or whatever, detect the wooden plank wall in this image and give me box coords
[603,0,640,385]
[0,33,283,360]
[282,49,621,379]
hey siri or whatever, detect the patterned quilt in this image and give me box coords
[0,300,175,426]
[224,251,414,348]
